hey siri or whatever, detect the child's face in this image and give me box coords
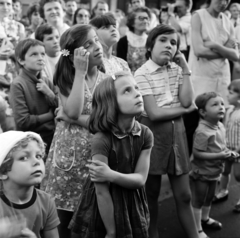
[43,1,64,25]
[96,24,120,48]
[0,0,12,18]
[151,33,178,66]
[31,11,42,27]
[202,96,225,122]
[5,140,45,187]
[227,86,240,106]
[82,29,103,68]
[19,45,46,73]
[43,29,60,57]
[115,76,144,116]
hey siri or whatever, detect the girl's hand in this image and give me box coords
[225,36,238,49]
[86,160,114,183]
[219,150,232,160]
[173,50,188,70]
[21,228,37,238]
[55,106,70,122]
[73,46,90,75]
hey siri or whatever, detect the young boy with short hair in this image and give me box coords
[35,23,61,82]
[10,39,58,153]
[0,131,60,238]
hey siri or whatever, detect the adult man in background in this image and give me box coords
[64,0,77,26]
[91,1,109,18]
[167,0,192,61]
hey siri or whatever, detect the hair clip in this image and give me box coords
[61,49,70,57]
[112,75,116,80]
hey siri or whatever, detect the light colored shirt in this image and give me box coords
[178,12,191,51]
[225,106,240,150]
[134,59,183,117]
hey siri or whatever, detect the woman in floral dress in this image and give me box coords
[41,24,106,238]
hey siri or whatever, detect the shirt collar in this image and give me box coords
[145,58,172,74]
[112,120,142,139]
[200,119,220,130]
[20,68,41,84]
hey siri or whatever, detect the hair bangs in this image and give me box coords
[90,13,116,29]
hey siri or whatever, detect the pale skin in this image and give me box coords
[191,6,239,61]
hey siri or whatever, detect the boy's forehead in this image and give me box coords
[43,29,59,39]
[27,45,45,53]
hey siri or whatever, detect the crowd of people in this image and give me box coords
[0,0,240,238]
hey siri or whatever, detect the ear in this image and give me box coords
[17,58,25,67]
[199,108,205,118]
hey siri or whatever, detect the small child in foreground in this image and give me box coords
[0,131,60,238]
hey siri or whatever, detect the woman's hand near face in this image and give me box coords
[73,46,90,75]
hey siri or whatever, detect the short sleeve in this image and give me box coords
[142,126,154,150]
[193,132,209,151]
[91,132,112,157]
[134,74,154,96]
[43,195,60,231]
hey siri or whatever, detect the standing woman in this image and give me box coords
[190,0,239,104]
[41,24,106,238]
[72,8,90,25]
[90,13,131,75]
[117,6,151,74]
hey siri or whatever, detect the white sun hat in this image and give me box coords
[0,131,43,167]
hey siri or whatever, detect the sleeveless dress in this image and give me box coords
[189,9,234,104]
[41,71,106,212]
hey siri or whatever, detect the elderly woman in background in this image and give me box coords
[117,6,151,74]
[72,8,90,25]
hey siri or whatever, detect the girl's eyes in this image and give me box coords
[19,156,28,161]
[19,155,43,161]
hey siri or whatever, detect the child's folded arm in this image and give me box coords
[193,148,231,160]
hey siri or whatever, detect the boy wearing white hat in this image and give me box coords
[0,131,60,238]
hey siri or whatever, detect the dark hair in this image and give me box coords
[89,71,133,134]
[195,92,221,118]
[72,8,90,25]
[27,3,41,23]
[35,23,57,42]
[228,79,240,95]
[15,39,45,68]
[39,0,63,18]
[91,1,108,19]
[127,6,151,32]
[145,24,180,60]
[13,0,22,6]
[90,13,116,29]
[54,24,92,97]
[183,0,193,10]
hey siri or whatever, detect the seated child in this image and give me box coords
[10,39,58,154]
[0,131,60,238]
[190,92,238,238]
[35,24,61,83]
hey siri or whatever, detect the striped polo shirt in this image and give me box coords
[225,106,240,150]
[134,59,183,117]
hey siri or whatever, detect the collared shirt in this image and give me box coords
[231,18,240,28]
[134,59,183,117]
[178,12,191,51]
[191,120,227,178]
[225,106,240,150]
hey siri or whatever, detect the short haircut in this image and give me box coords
[95,1,108,9]
[127,6,151,32]
[0,135,45,175]
[15,39,45,67]
[27,3,41,23]
[13,0,22,6]
[89,71,132,134]
[90,13,116,29]
[228,79,240,95]
[39,0,63,18]
[195,92,221,118]
[145,24,180,60]
[230,3,240,11]
[183,0,193,10]
[35,23,57,42]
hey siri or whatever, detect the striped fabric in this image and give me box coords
[134,59,183,117]
[225,107,240,150]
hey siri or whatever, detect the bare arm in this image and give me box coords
[43,228,59,238]
[191,13,222,59]
[193,148,231,160]
[93,155,116,237]
[60,47,90,120]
